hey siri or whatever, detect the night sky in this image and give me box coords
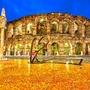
[0,0,90,22]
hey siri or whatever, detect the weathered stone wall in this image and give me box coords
[4,12,90,56]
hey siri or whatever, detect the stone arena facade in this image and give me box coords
[4,12,90,56]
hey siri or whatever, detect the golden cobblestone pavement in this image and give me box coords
[0,59,90,90]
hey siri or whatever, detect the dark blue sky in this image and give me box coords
[0,0,90,22]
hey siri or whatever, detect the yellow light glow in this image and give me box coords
[66,61,69,71]
[40,19,44,22]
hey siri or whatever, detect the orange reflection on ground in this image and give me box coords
[0,59,90,90]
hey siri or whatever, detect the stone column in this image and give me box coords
[82,42,86,55]
[59,22,62,33]
[79,25,82,36]
[47,22,50,34]
[33,24,37,35]
[59,41,64,55]
[47,42,51,56]
[82,24,85,37]
[13,45,16,56]
[71,41,75,55]
[13,26,15,38]
[70,22,74,37]
[22,23,25,37]
[47,22,51,56]
[21,43,25,55]
[0,28,5,58]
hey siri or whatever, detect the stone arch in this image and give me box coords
[85,42,90,55]
[35,16,47,35]
[10,45,14,55]
[51,42,59,55]
[83,21,90,37]
[15,21,23,36]
[85,43,89,55]
[7,44,14,55]
[50,19,59,33]
[35,16,47,23]
[25,20,34,35]
[8,23,14,38]
[15,44,23,55]
[73,20,82,36]
[3,46,6,55]
[37,42,46,55]
[63,42,70,55]
[7,44,11,55]
[25,43,31,55]
[75,42,83,55]
[62,19,72,34]
[62,20,70,34]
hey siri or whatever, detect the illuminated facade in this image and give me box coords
[4,12,90,56]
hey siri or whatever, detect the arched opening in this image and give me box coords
[51,43,59,55]
[7,45,14,55]
[15,44,23,55]
[10,46,14,55]
[75,43,82,55]
[74,22,79,35]
[85,43,88,55]
[62,21,69,34]
[15,22,22,36]
[37,19,47,35]
[84,24,90,37]
[37,42,46,55]
[25,43,31,55]
[63,42,70,55]
[51,21,58,33]
[8,24,13,38]
[26,23,33,34]
[3,46,7,55]
[88,43,90,55]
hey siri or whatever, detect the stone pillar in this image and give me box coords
[22,43,26,55]
[13,26,16,38]
[82,24,85,37]
[47,22,50,34]
[22,23,25,37]
[33,24,37,35]
[82,42,86,55]
[59,22,62,33]
[70,22,74,37]
[71,41,75,55]
[59,42,64,55]
[0,28,5,58]
[47,22,51,56]
[47,42,51,56]
[79,25,82,36]
[13,45,16,56]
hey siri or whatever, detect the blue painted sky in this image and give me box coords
[0,0,90,22]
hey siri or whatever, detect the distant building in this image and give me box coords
[3,10,90,56]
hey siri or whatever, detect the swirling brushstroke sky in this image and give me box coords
[0,0,90,22]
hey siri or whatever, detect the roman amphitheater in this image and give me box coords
[3,12,90,56]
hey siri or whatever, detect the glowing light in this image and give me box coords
[40,19,44,22]
[66,61,69,71]
[15,46,17,48]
